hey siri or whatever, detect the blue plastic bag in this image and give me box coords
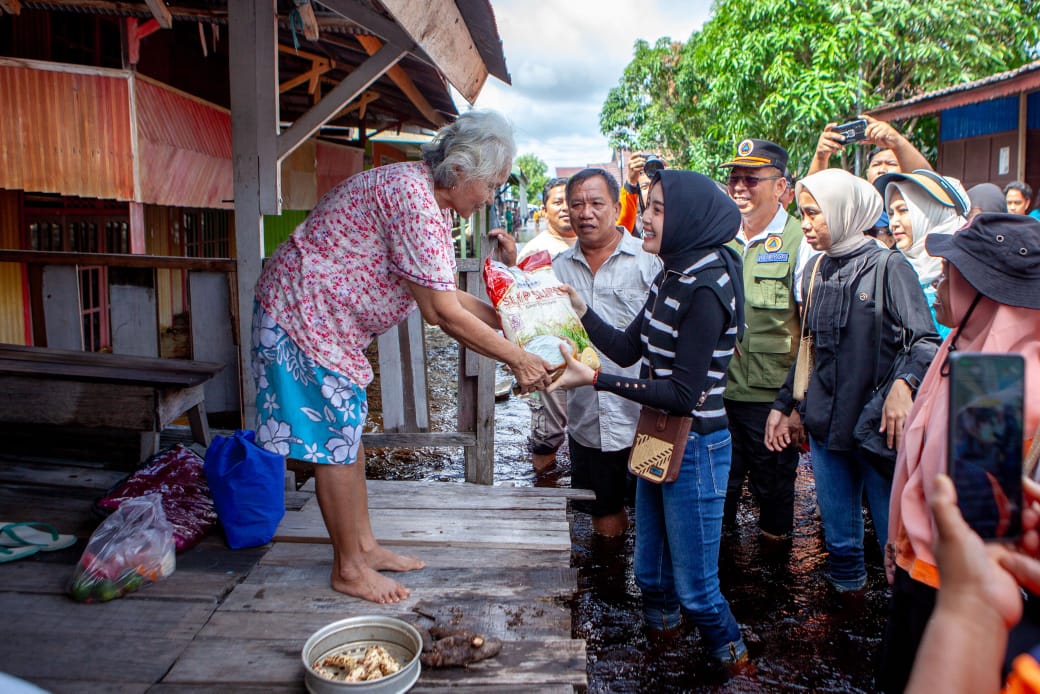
[203,430,286,549]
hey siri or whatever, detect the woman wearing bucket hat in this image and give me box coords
[766,169,940,597]
[876,169,970,338]
[881,213,1040,692]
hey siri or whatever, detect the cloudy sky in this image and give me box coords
[462,0,715,176]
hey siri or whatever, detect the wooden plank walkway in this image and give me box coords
[0,453,589,692]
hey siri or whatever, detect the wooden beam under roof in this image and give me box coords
[355,34,446,128]
[378,0,488,104]
[337,89,379,119]
[277,40,406,161]
[313,0,432,67]
[142,0,171,28]
[277,43,333,95]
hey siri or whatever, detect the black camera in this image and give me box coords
[642,154,665,175]
[835,118,867,145]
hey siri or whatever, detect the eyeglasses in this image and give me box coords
[727,175,782,188]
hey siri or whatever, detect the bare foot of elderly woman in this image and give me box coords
[331,563,411,603]
[363,543,426,572]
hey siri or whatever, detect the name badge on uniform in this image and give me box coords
[757,252,790,263]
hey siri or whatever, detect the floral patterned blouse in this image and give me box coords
[256,161,457,386]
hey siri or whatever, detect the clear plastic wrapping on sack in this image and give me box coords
[94,444,217,553]
[69,494,176,603]
[483,250,600,374]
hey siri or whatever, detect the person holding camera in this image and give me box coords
[720,138,815,544]
[617,152,665,236]
[808,114,932,182]
[881,213,1040,692]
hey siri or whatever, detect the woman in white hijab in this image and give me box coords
[767,169,941,595]
[877,170,970,338]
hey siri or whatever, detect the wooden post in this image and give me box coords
[228,0,278,428]
[1018,92,1028,182]
[377,310,429,432]
[459,207,495,484]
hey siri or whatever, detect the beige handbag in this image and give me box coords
[793,255,824,401]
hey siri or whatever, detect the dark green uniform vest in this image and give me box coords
[725,213,803,402]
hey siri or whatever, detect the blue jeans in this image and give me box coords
[634,427,746,662]
[810,438,892,591]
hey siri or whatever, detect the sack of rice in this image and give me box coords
[483,251,600,378]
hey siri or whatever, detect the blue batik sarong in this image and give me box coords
[251,302,368,465]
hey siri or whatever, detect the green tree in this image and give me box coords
[602,0,1040,176]
[515,153,548,207]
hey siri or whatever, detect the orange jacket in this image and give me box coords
[617,185,639,233]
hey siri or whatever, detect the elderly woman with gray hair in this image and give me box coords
[252,110,553,604]
[766,168,940,595]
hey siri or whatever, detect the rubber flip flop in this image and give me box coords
[0,522,77,552]
[0,543,41,563]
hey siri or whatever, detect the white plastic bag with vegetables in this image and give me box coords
[68,494,176,602]
[483,250,600,381]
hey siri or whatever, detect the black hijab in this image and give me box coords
[653,170,745,337]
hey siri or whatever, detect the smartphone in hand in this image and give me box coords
[947,352,1026,540]
[835,118,868,144]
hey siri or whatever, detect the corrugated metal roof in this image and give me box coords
[135,77,234,208]
[0,62,134,200]
[868,60,1040,121]
[19,0,511,133]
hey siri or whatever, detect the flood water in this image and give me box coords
[365,326,888,693]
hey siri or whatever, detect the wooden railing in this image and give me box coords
[0,245,498,483]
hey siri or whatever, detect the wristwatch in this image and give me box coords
[898,373,921,394]
[623,182,640,195]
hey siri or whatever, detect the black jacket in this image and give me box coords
[773,243,940,451]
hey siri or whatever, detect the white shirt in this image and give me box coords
[552,232,662,451]
[517,229,576,263]
[735,205,818,303]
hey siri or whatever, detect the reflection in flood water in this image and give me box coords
[366,327,887,692]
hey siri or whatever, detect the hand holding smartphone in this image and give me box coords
[947,353,1026,541]
[834,118,868,144]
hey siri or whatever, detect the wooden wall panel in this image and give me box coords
[315,141,364,200]
[939,141,965,183]
[372,141,407,167]
[144,204,183,330]
[0,190,27,344]
[281,140,317,211]
[940,131,1023,189]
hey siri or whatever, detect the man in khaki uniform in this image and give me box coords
[720,139,815,542]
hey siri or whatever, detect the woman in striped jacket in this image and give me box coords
[552,170,749,671]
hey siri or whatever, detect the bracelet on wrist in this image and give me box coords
[592,370,600,387]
